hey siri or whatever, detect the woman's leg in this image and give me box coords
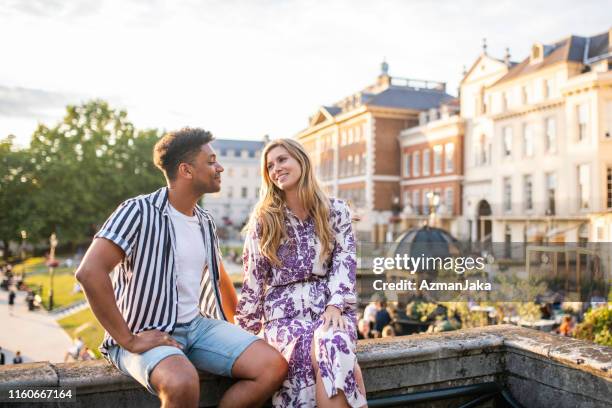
[310,338,350,408]
[353,362,367,405]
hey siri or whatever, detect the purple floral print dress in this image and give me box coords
[236,198,367,407]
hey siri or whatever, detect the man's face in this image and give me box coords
[189,144,224,194]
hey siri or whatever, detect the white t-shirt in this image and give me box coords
[168,204,207,323]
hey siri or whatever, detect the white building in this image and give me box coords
[202,139,266,232]
[460,29,612,243]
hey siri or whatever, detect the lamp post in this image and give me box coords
[48,233,58,311]
[20,230,27,278]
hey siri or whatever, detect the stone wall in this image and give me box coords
[1,325,610,408]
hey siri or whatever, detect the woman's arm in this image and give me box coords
[219,261,238,323]
[326,200,358,312]
[235,228,269,334]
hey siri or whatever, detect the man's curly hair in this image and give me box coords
[153,127,214,180]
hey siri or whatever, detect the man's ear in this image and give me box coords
[178,163,193,179]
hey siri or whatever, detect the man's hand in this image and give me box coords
[124,330,183,354]
[321,305,346,332]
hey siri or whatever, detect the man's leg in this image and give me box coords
[107,344,191,407]
[149,355,200,408]
[219,340,288,408]
[186,318,288,408]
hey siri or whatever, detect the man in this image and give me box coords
[0,346,5,365]
[76,128,287,408]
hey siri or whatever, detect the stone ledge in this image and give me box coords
[0,325,610,408]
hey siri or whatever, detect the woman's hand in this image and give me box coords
[322,305,345,332]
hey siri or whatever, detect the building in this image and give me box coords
[296,62,453,242]
[460,29,612,243]
[202,139,266,234]
[398,98,464,236]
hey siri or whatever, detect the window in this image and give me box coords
[445,187,454,214]
[403,153,411,177]
[423,149,431,176]
[545,117,556,153]
[607,167,612,209]
[255,187,260,198]
[521,86,528,104]
[241,187,248,198]
[433,145,443,175]
[578,164,590,209]
[503,177,512,212]
[577,104,588,141]
[445,143,454,173]
[523,124,534,157]
[503,127,513,157]
[361,153,366,174]
[474,134,490,166]
[402,190,409,207]
[546,172,556,215]
[340,130,347,146]
[524,175,533,211]
[502,92,509,111]
[412,190,421,214]
[544,79,553,99]
[227,186,234,199]
[412,151,420,177]
[347,156,354,176]
[422,189,430,215]
[227,168,234,177]
[354,155,360,175]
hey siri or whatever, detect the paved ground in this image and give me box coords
[0,287,73,364]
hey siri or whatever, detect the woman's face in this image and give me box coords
[266,146,302,192]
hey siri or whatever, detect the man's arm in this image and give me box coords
[75,238,182,353]
[219,261,238,323]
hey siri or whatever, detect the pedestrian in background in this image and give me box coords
[13,351,23,364]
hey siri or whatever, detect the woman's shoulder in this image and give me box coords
[327,197,351,219]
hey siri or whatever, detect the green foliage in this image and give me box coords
[58,307,104,359]
[25,269,85,309]
[574,306,612,347]
[1,100,165,248]
[0,136,37,255]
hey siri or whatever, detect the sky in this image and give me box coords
[0,0,609,147]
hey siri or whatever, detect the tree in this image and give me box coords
[27,100,164,245]
[0,136,37,259]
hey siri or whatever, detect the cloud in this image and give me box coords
[0,86,80,119]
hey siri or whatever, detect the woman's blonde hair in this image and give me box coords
[246,138,333,266]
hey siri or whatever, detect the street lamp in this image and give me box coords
[48,233,59,311]
[20,230,27,278]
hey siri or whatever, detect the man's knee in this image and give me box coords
[151,355,199,398]
[232,340,287,385]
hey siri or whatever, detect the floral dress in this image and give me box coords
[236,198,367,407]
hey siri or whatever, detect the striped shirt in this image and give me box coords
[95,187,226,357]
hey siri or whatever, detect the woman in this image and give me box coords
[236,139,367,407]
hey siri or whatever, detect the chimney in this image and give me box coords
[504,47,511,66]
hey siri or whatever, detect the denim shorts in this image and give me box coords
[107,316,260,395]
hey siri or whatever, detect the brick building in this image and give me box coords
[296,62,452,241]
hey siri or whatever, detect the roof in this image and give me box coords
[363,87,454,111]
[493,30,610,86]
[323,106,341,116]
[211,139,265,158]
